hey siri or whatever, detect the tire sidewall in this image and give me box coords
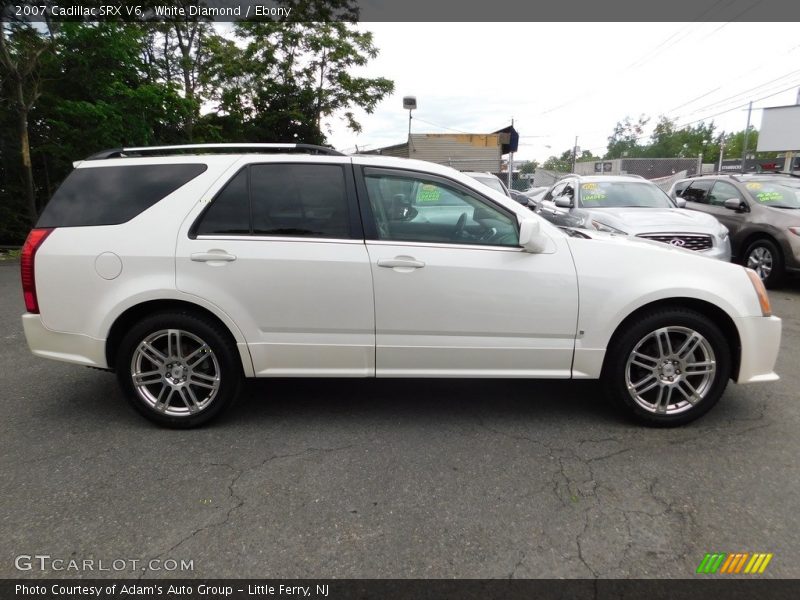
[604,308,732,427]
[117,312,241,428]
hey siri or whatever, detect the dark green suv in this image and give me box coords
[669,173,800,287]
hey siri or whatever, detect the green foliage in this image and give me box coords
[0,8,394,244]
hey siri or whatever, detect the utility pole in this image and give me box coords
[741,101,753,173]
[571,136,578,172]
[508,118,514,189]
[718,136,725,173]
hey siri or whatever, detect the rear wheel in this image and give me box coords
[116,311,242,428]
[603,308,731,427]
[743,238,783,288]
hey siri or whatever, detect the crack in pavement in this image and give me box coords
[137,444,354,578]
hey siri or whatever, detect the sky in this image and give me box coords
[323,22,800,163]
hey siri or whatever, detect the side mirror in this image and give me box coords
[675,198,687,208]
[723,198,745,212]
[519,218,548,253]
[554,197,573,209]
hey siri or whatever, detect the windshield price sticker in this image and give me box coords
[756,191,784,203]
[745,182,763,190]
[582,183,598,190]
[583,193,607,202]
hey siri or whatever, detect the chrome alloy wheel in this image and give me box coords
[747,246,773,280]
[625,326,716,415]
[130,329,220,417]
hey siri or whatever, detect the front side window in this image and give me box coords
[364,170,519,247]
[708,181,743,207]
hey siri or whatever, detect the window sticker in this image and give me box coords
[745,182,762,190]
[417,184,441,203]
[756,191,785,203]
[581,183,598,190]
[583,192,607,202]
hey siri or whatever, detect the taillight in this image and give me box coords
[20,228,54,313]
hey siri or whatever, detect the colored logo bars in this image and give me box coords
[696,553,773,574]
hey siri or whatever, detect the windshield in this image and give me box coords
[473,176,507,195]
[745,180,800,208]
[578,181,674,208]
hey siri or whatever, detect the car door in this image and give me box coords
[176,158,375,377]
[354,165,579,378]
[706,180,749,239]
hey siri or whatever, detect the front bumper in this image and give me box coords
[734,315,782,383]
[22,313,108,368]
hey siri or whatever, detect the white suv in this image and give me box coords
[21,144,782,428]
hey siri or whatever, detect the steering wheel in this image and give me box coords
[452,212,467,241]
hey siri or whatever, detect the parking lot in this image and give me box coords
[1,259,799,579]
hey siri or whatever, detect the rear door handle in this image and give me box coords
[377,257,425,269]
[191,250,237,263]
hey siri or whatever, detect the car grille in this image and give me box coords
[636,233,713,251]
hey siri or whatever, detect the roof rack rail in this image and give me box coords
[85,143,344,160]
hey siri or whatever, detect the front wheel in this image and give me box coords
[603,308,731,427]
[117,311,242,428]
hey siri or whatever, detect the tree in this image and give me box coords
[519,160,539,174]
[202,15,394,144]
[0,21,53,224]
[606,115,649,159]
[542,149,575,172]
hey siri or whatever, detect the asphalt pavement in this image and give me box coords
[1,260,799,579]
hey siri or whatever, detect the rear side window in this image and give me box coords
[194,163,351,239]
[37,164,207,227]
[681,180,713,204]
[251,164,349,238]
[194,169,250,235]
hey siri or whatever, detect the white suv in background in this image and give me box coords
[21,144,781,428]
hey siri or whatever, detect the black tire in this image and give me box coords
[742,238,783,289]
[602,307,731,427]
[116,311,242,428]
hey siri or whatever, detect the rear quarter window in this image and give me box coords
[37,163,208,227]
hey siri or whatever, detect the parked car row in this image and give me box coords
[524,172,800,287]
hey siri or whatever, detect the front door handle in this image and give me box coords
[191,250,237,263]
[377,257,425,269]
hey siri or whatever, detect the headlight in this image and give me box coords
[745,268,772,317]
[717,223,729,239]
[590,220,627,235]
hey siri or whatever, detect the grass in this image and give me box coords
[0,249,21,261]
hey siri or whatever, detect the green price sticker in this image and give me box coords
[756,191,784,203]
[583,193,607,202]
[417,184,441,203]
